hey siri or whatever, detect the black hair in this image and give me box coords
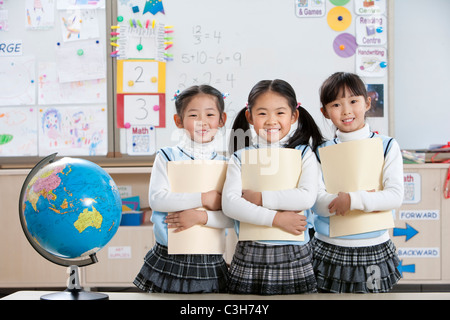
[319,72,368,108]
[175,85,226,122]
[229,79,324,153]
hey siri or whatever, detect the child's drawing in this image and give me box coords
[39,106,107,156]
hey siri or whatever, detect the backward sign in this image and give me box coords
[0,40,23,57]
[397,247,440,258]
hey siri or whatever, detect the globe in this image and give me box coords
[19,153,122,300]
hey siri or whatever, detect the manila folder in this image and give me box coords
[167,160,227,254]
[240,148,304,242]
[319,138,395,238]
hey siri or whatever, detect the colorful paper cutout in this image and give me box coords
[327,6,352,31]
[143,0,165,15]
[333,33,357,58]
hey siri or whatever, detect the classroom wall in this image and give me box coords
[394,0,450,150]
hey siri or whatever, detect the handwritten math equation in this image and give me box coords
[177,25,244,90]
[178,72,236,89]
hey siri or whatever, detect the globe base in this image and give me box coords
[40,289,109,300]
[40,265,108,300]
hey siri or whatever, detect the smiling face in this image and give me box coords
[321,86,371,133]
[174,93,226,143]
[246,91,298,143]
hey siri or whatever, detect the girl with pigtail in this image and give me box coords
[222,79,324,295]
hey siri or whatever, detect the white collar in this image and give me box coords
[177,131,217,160]
[336,123,371,143]
[252,132,291,148]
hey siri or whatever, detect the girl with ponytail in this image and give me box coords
[222,79,324,295]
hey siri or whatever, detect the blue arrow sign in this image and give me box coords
[393,223,418,241]
[397,260,416,278]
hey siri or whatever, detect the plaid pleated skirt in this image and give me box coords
[228,241,317,295]
[311,237,401,293]
[133,242,229,293]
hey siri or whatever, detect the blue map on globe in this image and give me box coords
[22,157,122,259]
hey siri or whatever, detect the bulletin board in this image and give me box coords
[0,0,393,167]
[0,0,110,165]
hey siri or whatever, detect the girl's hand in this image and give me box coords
[201,190,222,211]
[242,189,262,206]
[272,211,307,236]
[328,192,351,216]
[165,209,208,233]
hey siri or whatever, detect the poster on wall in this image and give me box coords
[38,106,108,156]
[356,47,387,77]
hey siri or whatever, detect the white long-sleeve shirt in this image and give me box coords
[149,135,234,246]
[313,124,404,247]
[222,137,319,245]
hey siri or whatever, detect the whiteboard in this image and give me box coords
[117,0,390,154]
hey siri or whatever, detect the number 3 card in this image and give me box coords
[116,93,166,128]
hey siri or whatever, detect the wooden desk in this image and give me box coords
[2,290,450,300]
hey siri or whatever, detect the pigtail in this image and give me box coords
[229,107,252,154]
[286,105,325,153]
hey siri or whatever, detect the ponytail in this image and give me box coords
[229,107,252,154]
[286,105,325,153]
[229,79,325,155]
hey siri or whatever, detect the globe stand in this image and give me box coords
[40,265,108,300]
[19,153,121,301]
